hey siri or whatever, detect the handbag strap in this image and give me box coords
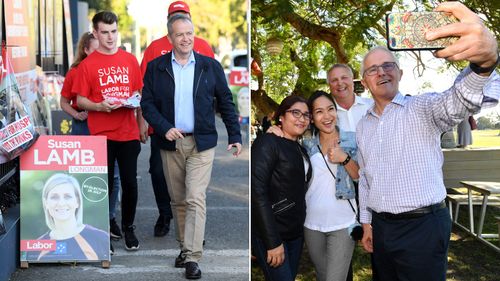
[317,144,360,221]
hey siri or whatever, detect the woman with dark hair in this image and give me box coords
[251,95,312,280]
[302,90,361,281]
[267,91,361,280]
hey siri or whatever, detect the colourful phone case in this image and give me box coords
[386,12,459,51]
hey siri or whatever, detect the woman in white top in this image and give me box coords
[304,90,360,281]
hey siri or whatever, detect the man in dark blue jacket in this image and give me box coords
[140,13,242,280]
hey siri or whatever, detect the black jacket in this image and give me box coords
[140,52,241,152]
[251,134,312,250]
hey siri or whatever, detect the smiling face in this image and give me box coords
[327,66,354,101]
[312,96,337,134]
[168,19,194,58]
[280,102,310,140]
[361,48,403,101]
[45,184,79,222]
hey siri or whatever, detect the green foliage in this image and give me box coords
[84,0,134,42]
[188,0,247,51]
[252,0,397,104]
[252,0,500,107]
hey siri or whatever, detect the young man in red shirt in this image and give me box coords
[140,0,215,238]
[74,11,147,251]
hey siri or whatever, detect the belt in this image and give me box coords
[182,133,193,137]
[374,200,446,220]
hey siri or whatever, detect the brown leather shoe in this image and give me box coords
[185,262,201,279]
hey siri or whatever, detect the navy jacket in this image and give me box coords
[141,52,241,152]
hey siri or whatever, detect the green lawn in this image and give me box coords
[252,205,500,280]
[463,129,500,148]
[251,129,500,280]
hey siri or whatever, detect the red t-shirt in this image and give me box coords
[60,67,80,110]
[140,36,214,76]
[140,35,214,135]
[73,49,143,141]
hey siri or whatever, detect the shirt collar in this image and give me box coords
[366,92,406,116]
[334,94,368,111]
[172,51,196,65]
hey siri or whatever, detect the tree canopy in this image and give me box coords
[251,0,500,118]
[85,0,247,54]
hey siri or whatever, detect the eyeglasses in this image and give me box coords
[286,109,311,120]
[363,62,398,76]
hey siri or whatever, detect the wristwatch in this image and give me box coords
[470,54,500,74]
[340,154,351,166]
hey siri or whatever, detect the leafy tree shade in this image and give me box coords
[189,0,248,51]
[251,0,500,119]
[84,0,247,55]
[84,0,134,43]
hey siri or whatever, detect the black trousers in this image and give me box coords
[371,207,451,281]
[107,139,141,228]
[149,137,173,219]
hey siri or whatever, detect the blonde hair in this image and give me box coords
[71,32,96,68]
[42,173,83,231]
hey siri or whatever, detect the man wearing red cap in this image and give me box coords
[140,0,215,240]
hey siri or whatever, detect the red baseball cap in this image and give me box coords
[168,1,190,16]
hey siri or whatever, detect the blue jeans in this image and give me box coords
[252,235,303,281]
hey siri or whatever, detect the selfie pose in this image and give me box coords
[357,2,499,281]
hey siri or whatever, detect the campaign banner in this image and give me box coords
[20,135,110,263]
[229,68,249,123]
[0,49,39,163]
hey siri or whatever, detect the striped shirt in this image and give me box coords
[356,67,500,224]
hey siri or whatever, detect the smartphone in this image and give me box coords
[386,11,459,51]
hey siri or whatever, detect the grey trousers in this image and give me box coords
[304,227,355,281]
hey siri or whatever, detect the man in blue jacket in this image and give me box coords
[141,13,242,280]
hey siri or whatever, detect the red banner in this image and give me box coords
[20,135,108,171]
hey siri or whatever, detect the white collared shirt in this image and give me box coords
[334,95,373,132]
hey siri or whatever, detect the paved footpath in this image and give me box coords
[10,117,249,281]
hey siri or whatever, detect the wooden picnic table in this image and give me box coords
[460,181,500,253]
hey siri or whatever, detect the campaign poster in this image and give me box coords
[0,50,39,164]
[20,135,110,263]
[229,69,249,125]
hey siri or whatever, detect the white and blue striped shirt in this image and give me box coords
[356,67,500,224]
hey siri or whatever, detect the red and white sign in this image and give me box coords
[229,69,249,87]
[20,240,56,252]
[20,136,108,172]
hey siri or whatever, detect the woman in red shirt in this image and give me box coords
[59,32,98,135]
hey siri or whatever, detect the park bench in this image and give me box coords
[446,194,500,222]
[442,148,500,189]
[497,216,500,246]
